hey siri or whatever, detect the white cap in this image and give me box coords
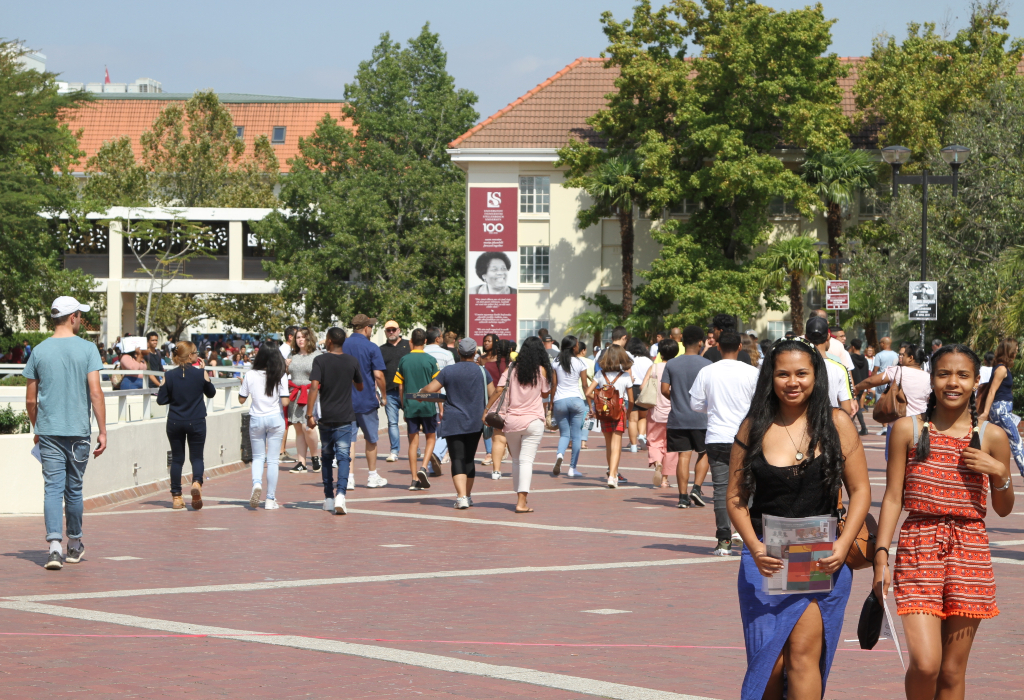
[50,296,91,318]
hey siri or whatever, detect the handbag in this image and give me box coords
[872,365,907,424]
[634,366,660,410]
[484,363,513,430]
[857,590,884,649]
[835,490,878,570]
[594,372,625,420]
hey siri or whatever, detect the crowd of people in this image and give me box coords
[19,295,1023,700]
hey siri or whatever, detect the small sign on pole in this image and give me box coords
[908,281,938,321]
[825,280,850,310]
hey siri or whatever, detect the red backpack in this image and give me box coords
[594,372,625,420]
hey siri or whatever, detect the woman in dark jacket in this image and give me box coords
[157,341,217,510]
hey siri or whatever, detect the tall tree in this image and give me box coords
[759,235,831,337]
[0,41,99,332]
[259,25,478,330]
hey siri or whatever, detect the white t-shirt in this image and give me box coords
[824,358,853,408]
[649,343,659,358]
[980,366,993,385]
[280,343,292,361]
[630,356,654,388]
[553,357,587,401]
[689,359,760,443]
[593,369,633,399]
[240,369,289,417]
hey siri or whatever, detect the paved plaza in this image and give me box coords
[1,427,1022,699]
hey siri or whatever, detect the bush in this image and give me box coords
[0,375,27,386]
[0,404,31,435]
[0,332,53,355]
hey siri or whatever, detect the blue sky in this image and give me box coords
[8,1,1020,122]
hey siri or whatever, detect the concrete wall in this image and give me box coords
[0,409,245,515]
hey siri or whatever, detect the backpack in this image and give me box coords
[594,371,625,420]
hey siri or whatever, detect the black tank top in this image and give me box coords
[743,448,837,538]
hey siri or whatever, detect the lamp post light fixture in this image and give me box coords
[883,144,970,346]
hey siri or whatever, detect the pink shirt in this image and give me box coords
[648,363,672,424]
[498,368,551,433]
[884,365,932,417]
[121,354,145,378]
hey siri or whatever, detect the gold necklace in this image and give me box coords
[779,417,809,462]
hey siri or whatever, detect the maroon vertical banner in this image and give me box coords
[468,187,518,344]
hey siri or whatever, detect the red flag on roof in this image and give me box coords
[104,66,110,84]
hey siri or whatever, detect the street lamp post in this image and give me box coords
[881,144,970,348]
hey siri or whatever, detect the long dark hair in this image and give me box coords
[916,344,982,460]
[252,341,286,397]
[740,339,845,500]
[515,336,551,387]
[558,335,579,373]
[903,343,928,367]
[626,336,649,360]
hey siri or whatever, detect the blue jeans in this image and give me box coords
[318,423,352,499]
[553,397,587,468]
[434,435,448,458]
[250,413,285,500]
[121,375,143,390]
[990,400,1024,476]
[39,435,91,542]
[385,389,401,454]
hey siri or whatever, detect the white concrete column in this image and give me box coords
[121,292,137,336]
[228,221,243,281]
[105,280,121,348]
[108,221,123,279]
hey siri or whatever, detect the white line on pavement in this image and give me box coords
[0,601,716,700]
[991,557,1024,565]
[2,556,736,603]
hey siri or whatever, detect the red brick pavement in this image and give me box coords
[1,425,1022,699]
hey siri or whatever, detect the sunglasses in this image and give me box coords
[385,327,399,332]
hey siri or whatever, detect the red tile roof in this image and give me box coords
[64,96,352,173]
[451,57,881,150]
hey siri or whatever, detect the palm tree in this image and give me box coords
[801,149,877,277]
[759,236,832,337]
[574,153,644,316]
[568,309,617,352]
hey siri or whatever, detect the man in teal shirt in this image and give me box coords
[24,297,108,570]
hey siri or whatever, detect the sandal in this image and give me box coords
[482,455,494,467]
[652,462,663,487]
[514,507,534,514]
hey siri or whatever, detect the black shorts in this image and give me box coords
[445,431,482,478]
[666,428,707,455]
[631,386,647,412]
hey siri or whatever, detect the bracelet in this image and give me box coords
[874,547,889,559]
[994,475,1012,491]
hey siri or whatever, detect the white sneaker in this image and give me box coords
[638,435,647,449]
[441,453,450,464]
[334,493,347,515]
[322,497,334,512]
[367,473,388,488]
[386,452,398,462]
[567,468,582,478]
[491,471,502,480]
[454,496,469,509]
[876,427,887,435]
[607,477,617,488]
[467,495,474,507]
[264,498,280,510]
[629,444,638,453]
[347,472,355,490]
[249,484,262,509]
[552,453,563,476]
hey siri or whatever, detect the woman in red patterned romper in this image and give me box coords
[874,345,1014,700]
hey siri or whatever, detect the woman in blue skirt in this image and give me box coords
[728,338,871,699]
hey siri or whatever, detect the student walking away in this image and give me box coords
[807,309,854,372]
[585,345,633,488]
[484,337,553,511]
[23,297,107,570]
[626,336,653,451]
[157,342,217,510]
[306,327,364,514]
[644,339,679,488]
[551,335,589,478]
[424,327,454,476]
[804,317,855,416]
[278,325,298,463]
[701,314,752,364]
[727,338,870,700]
[874,345,1014,699]
[577,341,594,450]
[345,314,389,489]
[483,339,513,474]
[854,342,932,459]
[395,329,440,490]
[417,338,494,508]
[379,320,411,464]
[286,328,323,473]
[239,342,289,509]
[848,338,870,435]
[538,330,559,360]
[978,338,1024,476]
[661,325,712,508]
[688,332,759,555]
[145,332,164,387]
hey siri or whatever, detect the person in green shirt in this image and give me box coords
[395,328,439,491]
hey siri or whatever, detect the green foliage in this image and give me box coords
[81,136,149,206]
[855,1,1024,159]
[802,149,879,210]
[0,331,52,354]
[758,235,832,337]
[0,404,31,434]
[0,375,27,386]
[259,25,477,331]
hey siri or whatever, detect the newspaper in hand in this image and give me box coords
[761,514,837,595]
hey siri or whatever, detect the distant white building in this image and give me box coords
[59,77,163,94]
[16,49,46,73]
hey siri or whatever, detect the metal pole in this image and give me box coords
[920,170,928,349]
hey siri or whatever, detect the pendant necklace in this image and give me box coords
[781,418,809,462]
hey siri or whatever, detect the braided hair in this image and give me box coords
[915,344,982,460]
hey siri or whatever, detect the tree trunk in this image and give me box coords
[790,271,805,337]
[865,320,878,350]
[620,207,634,316]
[593,331,601,353]
[827,201,842,278]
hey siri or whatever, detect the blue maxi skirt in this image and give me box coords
[737,545,852,699]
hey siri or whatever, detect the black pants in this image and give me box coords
[167,419,207,495]
[447,431,482,478]
[706,443,733,542]
[854,407,867,432]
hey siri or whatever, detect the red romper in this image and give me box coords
[894,423,998,619]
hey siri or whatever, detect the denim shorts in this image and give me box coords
[353,410,379,443]
[406,415,438,435]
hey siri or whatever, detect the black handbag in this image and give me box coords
[484,363,514,430]
[857,590,884,649]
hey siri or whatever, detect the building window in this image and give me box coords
[519,319,550,344]
[271,126,286,144]
[519,245,549,284]
[236,126,245,140]
[519,176,550,214]
[767,321,792,341]
[769,197,798,217]
[859,189,884,217]
[875,322,891,341]
[668,199,698,216]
